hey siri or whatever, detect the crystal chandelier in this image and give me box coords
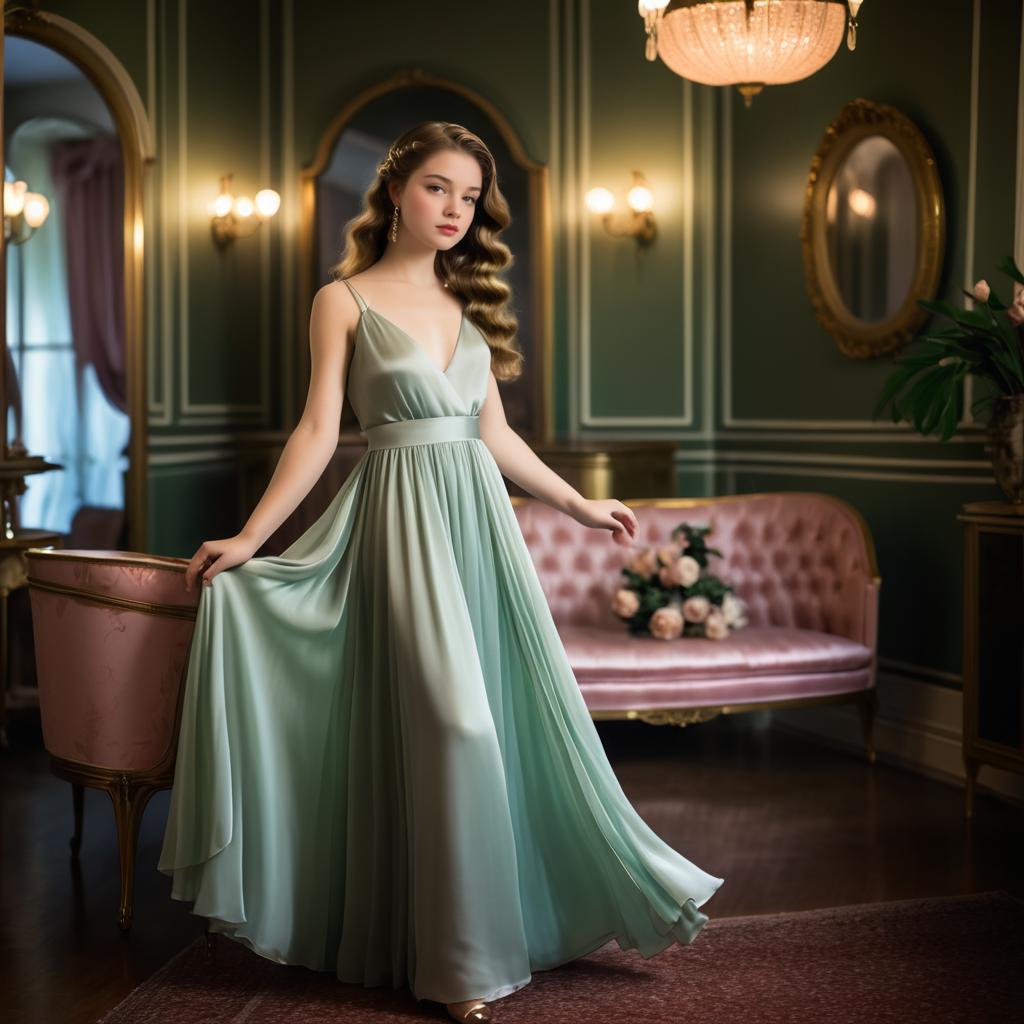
[638,0,865,108]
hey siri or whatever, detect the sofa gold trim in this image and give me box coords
[591,688,878,762]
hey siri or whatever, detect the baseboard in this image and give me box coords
[769,671,1024,810]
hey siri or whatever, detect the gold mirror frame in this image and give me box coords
[298,66,554,443]
[2,6,154,550]
[801,98,945,360]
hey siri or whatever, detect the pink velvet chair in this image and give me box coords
[24,548,197,931]
[511,491,881,757]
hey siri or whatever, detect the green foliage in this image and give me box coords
[873,256,1024,441]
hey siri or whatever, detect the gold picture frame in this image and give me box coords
[801,98,945,360]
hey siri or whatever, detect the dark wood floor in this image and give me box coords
[3,709,1021,1024]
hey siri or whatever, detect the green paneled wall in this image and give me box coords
[26,1,1022,693]
[710,0,1018,689]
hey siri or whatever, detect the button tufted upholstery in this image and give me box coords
[512,492,880,716]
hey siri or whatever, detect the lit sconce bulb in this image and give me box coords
[586,171,657,246]
[847,188,876,218]
[4,179,49,244]
[210,173,280,247]
[585,187,615,214]
[22,193,49,228]
[637,0,669,10]
[627,184,653,212]
[233,195,255,219]
[4,180,27,216]
[255,189,280,217]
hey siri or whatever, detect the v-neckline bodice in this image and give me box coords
[343,278,466,378]
[363,307,466,378]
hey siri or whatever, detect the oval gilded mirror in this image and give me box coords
[300,68,552,442]
[801,98,945,359]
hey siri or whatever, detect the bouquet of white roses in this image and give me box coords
[611,521,748,641]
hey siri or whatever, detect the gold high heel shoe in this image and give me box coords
[446,999,492,1022]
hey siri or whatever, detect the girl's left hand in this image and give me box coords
[570,497,639,547]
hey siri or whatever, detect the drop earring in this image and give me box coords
[390,205,400,243]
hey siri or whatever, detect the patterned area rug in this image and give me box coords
[96,892,1023,1023]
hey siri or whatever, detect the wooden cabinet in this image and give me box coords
[503,439,679,501]
[957,500,1024,817]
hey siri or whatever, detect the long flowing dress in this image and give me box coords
[157,277,725,1004]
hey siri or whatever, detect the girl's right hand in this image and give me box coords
[184,534,259,591]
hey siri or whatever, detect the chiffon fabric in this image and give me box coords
[157,277,724,1004]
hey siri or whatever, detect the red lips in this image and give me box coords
[437,225,458,234]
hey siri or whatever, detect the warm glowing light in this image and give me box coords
[22,193,49,228]
[585,187,615,214]
[847,188,876,218]
[255,189,280,217]
[655,1,846,88]
[233,196,254,219]
[213,192,233,218]
[4,180,27,216]
[637,0,670,10]
[627,185,653,212]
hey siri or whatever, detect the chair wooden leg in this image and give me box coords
[964,756,979,819]
[70,783,84,857]
[857,689,878,763]
[108,775,158,932]
[204,917,218,956]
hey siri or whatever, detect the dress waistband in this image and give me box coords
[363,415,481,451]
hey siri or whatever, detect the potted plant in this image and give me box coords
[873,256,1024,503]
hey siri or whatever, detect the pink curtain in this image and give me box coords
[49,135,126,414]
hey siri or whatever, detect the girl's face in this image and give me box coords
[391,149,483,251]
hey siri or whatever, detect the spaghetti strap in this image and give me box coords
[341,278,368,313]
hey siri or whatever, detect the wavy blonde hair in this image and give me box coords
[329,121,523,381]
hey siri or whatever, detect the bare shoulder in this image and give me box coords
[312,278,362,335]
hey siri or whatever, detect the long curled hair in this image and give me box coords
[330,121,523,381]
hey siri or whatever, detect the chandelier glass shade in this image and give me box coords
[641,0,861,107]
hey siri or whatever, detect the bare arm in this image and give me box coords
[185,282,357,589]
[478,369,639,547]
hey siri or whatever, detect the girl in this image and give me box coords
[158,121,723,1023]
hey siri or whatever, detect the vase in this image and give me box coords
[986,394,1024,503]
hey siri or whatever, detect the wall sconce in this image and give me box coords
[585,171,656,246]
[208,173,280,248]
[3,179,50,245]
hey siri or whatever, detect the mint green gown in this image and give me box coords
[157,277,724,1004]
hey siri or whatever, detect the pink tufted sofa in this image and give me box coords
[511,491,881,753]
[24,549,199,931]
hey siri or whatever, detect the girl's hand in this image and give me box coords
[184,535,259,591]
[569,497,638,547]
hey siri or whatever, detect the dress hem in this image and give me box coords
[180,882,723,1006]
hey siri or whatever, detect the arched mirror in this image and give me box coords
[801,98,945,359]
[299,68,552,442]
[2,10,152,551]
